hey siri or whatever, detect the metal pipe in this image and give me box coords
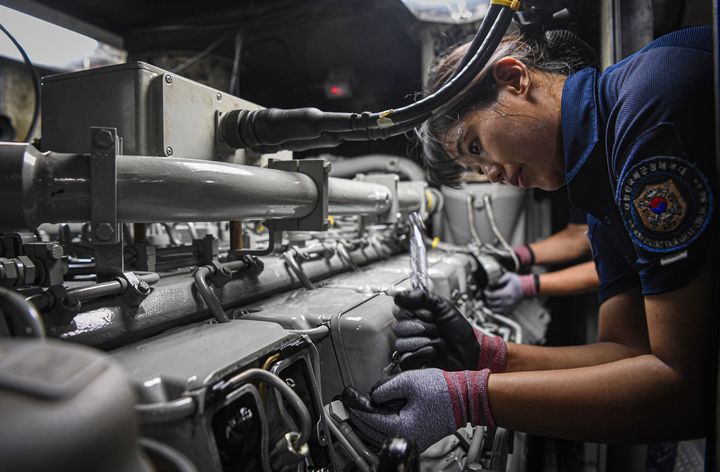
[397,182,423,212]
[193,266,230,323]
[229,221,244,250]
[0,286,45,337]
[328,177,391,216]
[67,272,160,302]
[0,144,397,229]
[328,155,425,182]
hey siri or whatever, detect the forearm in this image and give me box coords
[489,354,707,442]
[505,340,646,372]
[537,261,599,296]
[530,224,589,265]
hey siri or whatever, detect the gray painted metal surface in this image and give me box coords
[0,144,396,230]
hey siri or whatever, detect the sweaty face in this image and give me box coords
[444,90,566,191]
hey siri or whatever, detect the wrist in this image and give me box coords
[442,369,496,429]
[473,329,508,373]
[513,244,535,272]
[519,274,539,298]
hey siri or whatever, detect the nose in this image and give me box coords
[481,163,504,183]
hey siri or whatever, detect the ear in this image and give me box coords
[492,57,531,96]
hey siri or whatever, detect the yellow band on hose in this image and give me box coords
[490,0,521,10]
[432,237,440,249]
[425,190,434,212]
[328,215,335,226]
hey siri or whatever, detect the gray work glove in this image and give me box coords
[392,290,507,373]
[343,368,495,451]
[483,272,537,314]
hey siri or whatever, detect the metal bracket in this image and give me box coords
[90,127,123,280]
[268,159,329,231]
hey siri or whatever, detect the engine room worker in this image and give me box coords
[343,27,716,451]
[486,208,599,313]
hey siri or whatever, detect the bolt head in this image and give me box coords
[95,223,114,241]
[93,129,114,149]
[47,244,63,260]
[164,74,173,84]
[166,146,173,156]
[216,93,222,100]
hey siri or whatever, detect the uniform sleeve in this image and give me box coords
[586,214,640,304]
[568,207,588,225]
[609,37,716,295]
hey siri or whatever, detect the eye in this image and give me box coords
[469,139,482,156]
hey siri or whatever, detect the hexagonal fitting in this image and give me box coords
[93,129,115,149]
[46,244,64,260]
[94,223,115,242]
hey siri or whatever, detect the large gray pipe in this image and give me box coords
[0,143,391,230]
[327,155,426,182]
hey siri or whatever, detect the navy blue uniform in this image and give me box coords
[561,27,716,304]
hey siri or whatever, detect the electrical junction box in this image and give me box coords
[41,61,291,165]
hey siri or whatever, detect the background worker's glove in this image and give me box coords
[492,245,535,273]
[484,272,538,314]
[392,290,507,373]
[343,368,495,451]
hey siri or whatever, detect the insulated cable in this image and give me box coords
[219,3,517,151]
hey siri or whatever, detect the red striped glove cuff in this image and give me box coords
[442,369,496,430]
[473,328,508,373]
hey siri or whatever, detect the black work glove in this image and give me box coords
[391,290,479,372]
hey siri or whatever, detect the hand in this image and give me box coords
[484,272,537,314]
[343,368,495,451]
[392,290,507,372]
[488,245,534,273]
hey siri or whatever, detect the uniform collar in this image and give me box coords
[561,68,614,219]
[561,68,600,182]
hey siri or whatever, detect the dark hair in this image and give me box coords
[416,30,597,187]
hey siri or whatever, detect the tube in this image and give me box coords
[218,4,515,150]
[328,177,391,215]
[0,144,393,230]
[328,155,425,181]
[220,368,312,452]
[0,286,45,338]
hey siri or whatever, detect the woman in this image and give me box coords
[343,27,716,450]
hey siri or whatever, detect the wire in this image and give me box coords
[171,31,235,74]
[0,22,40,142]
[0,286,45,338]
[228,29,245,95]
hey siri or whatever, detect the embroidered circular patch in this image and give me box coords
[618,156,713,253]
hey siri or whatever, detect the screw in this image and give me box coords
[164,74,172,84]
[137,281,151,295]
[166,146,173,156]
[95,223,114,241]
[46,244,63,260]
[93,129,114,149]
[216,93,222,100]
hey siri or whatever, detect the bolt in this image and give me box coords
[137,281,151,295]
[46,244,63,260]
[164,74,172,84]
[95,223,114,241]
[216,92,222,100]
[166,146,173,156]
[93,129,114,149]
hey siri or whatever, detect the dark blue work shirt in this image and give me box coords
[561,27,716,304]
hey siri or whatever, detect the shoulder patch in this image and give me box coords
[617,156,713,253]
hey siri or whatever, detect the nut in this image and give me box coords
[94,223,115,241]
[93,129,114,149]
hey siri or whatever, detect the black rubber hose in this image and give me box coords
[219,5,513,149]
[0,286,45,338]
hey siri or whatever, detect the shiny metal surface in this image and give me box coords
[0,144,402,230]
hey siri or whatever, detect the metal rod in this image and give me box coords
[229,221,244,250]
